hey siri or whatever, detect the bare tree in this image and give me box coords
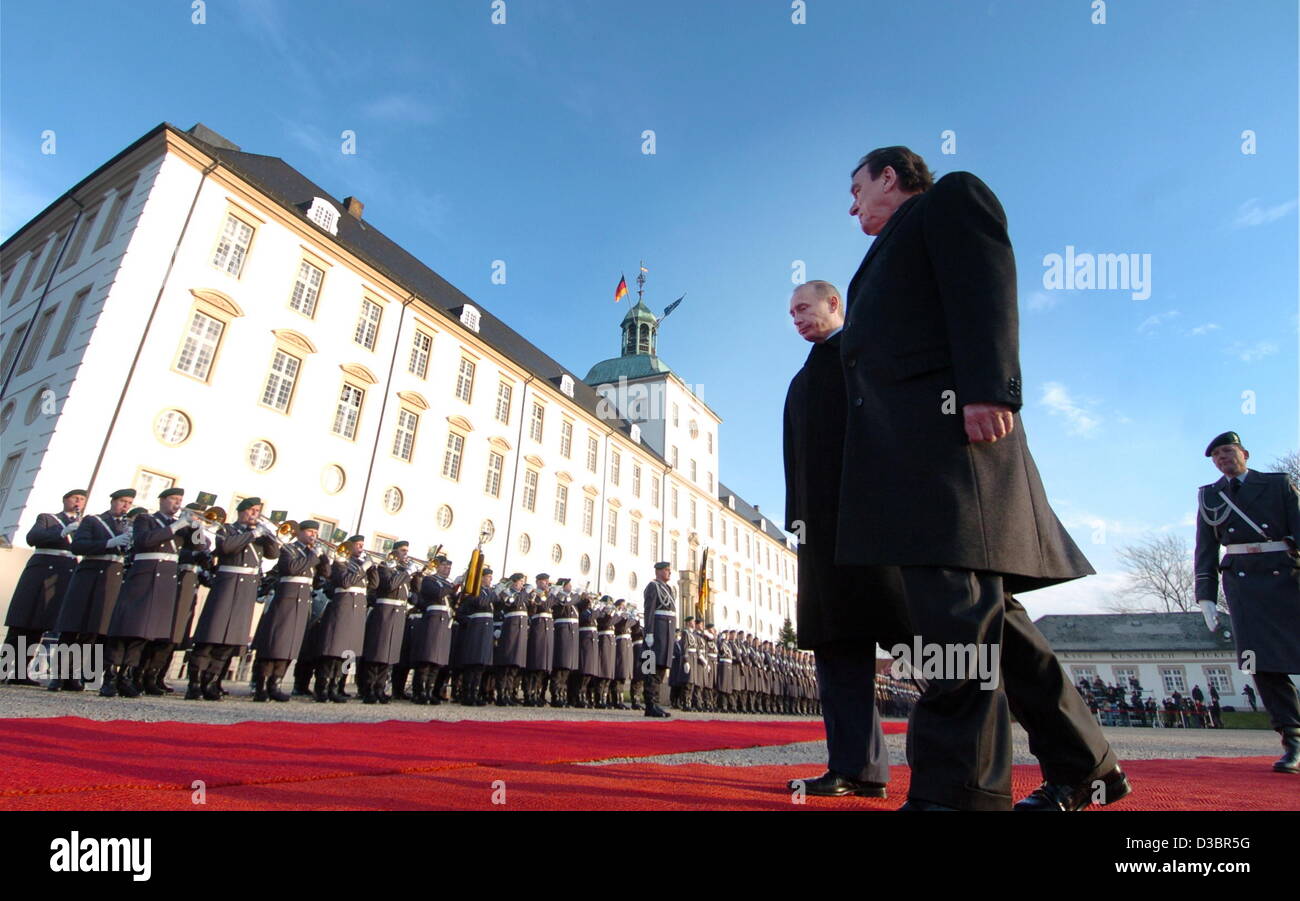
[1271,450,1299,488]
[1107,533,1198,614]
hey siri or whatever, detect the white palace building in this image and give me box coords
[0,121,798,638]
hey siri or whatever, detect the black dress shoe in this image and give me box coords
[1014,766,1131,810]
[1273,729,1300,774]
[897,798,959,811]
[787,771,887,798]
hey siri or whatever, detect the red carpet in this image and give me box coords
[0,717,1290,810]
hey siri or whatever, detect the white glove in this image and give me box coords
[644,634,654,649]
[61,521,80,537]
[107,533,131,549]
[170,518,188,534]
[493,629,502,640]
[1200,600,1219,633]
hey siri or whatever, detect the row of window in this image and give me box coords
[0,284,93,380]
[1071,664,1236,697]
[0,177,135,310]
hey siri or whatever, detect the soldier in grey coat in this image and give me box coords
[1195,431,1300,774]
[3,488,85,685]
[250,520,331,702]
[550,581,579,707]
[103,488,194,697]
[361,540,419,704]
[311,536,379,703]
[641,562,676,718]
[524,574,555,707]
[410,555,458,705]
[51,489,135,690]
[187,498,281,701]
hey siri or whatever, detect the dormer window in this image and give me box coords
[306,198,339,235]
[560,374,575,397]
[460,304,481,333]
[727,495,735,510]
[629,423,641,444]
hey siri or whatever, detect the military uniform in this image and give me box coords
[595,605,615,708]
[1194,436,1300,773]
[456,579,496,706]
[103,503,196,697]
[310,548,380,702]
[525,588,555,706]
[492,580,529,705]
[3,503,82,683]
[641,571,676,717]
[550,589,579,706]
[409,567,457,704]
[360,552,420,704]
[188,516,280,700]
[53,499,133,688]
[612,608,633,709]
[250,535,331,701]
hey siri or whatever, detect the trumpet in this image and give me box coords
[256,515,298,543]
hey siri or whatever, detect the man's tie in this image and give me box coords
[1229,477,1241,497]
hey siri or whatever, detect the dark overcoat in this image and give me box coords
[836,171,1093,593]
[108,514,190,641]
[5,512,79,631]
[56,512,129,635]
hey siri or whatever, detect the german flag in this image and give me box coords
[614,274,628,303]
[698,547,711,619]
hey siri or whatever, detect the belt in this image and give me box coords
[81,554,122,562]
[505,610,528,618]
[553,617,578,625]
[179,563,203,573]
[374,598,406,607]
[616,634,631,641]
[720,658,732,663]
[33,548,74,558]
[279,576,313,585]
[335,586,367,595]
[654,610,675,617]
[468,612,494,619]
[1225,541,1289,555]
[134,552,177,562]
[424,604,451,613]
[408,613,423,619]
[579,626,597,632]
[218,565,259,574]
[530,613,553,619]
[598,629,614,635]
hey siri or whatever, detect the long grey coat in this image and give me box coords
[56,512,129,635]
[836,172,1093,593]
[192,524,280,646]
[108,514,189,641]
[5,512,80,632]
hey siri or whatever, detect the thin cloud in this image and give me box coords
[1026,290,1060,311]
[1227,340,1278,362]
[362,94,440,125]
[1188,323,1220,336]
[1040,382,1102,437]
[1137,309,1179,334]
[1232,197,1298,229]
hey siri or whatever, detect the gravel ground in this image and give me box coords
[0,682,818,726]
[1,683,1282,767]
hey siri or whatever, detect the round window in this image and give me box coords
[628,571,638,590]
[580,553,591,575]
[551,543,563,563]
[248,440,276,472]
[605,562,615,582]
[321,464,345,494]
[436,505,453,529]
[154,409,191,445]
[383,486,403,513]
[518,532,531,554]
[480,519,495,542]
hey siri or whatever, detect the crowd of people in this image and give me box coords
[1075,677,1227,729]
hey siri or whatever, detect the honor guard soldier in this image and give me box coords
[2,488,85,685]
[249,520,331,701]
[550,580,579,707]
[140,502,213,695]
[716,630,734,712]
[595,597,616,708]
[641,562,676,717]
[309,536,379,703]
[50,489,134,690]
[409,555,457,704]
[1195,431,1300,774]
[573,593,601,707]
[361,540,419,704]
[102,488,194,697]
[491,572,529,705]
[629,616,645,710]
[524,573,555,706]
[612,600,633,709]
[187,498,281,700]
[456,564,496,706]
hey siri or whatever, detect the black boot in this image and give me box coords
[99,664,120,697]
[313,663,330,703]
[185,671,203,700]
[140,668,164,696]
[1275,728,1300,774]
[153,666,175,694]
[267,676,291,702]
[252,676,269,702]
[117,666,141,698]
[201,669,222,701]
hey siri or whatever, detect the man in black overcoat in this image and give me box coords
[783,280,911,798]
[836,146,1124,811]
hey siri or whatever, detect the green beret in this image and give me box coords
[654,561,671,571]
[109,488,136,500]
[346,534,364,544]
[236,497,262,512]
[434,555,451,565]
[393,540,409,550]
[158,488,184,500]
[298,520,321,532]
[63,489,88,500]
[535,573,550,581]
[1205,431,1243,457]
[509,572,526,581]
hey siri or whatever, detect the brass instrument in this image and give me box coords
[203,506,228,525]
[255,514,297,544]
[462,527,490,597]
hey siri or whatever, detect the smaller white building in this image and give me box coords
[1036,611,1299,710]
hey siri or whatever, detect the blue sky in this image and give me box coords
[2,0,1296,617]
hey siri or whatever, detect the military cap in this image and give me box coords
[63,488,88,500]
[127,506,148,518]
[509,572,526,582]
[298,520,321,531]
[109,488,136,500]
[654,561,671,571]
[236,497,262,512]
[535,572,551,581]
[600,595,613,605]
[183,502,205,512]
[158,487,184,499]
[557,577,571,586]
[393,540,409,550]
[346,534,365,544]
[1205,431,1243,457]
[706,622,715,629]
[434,555,451,564]
[684,616,695,624]
[482,565,494,574]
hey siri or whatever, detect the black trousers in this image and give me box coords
[105,636,148,668]
[899,567,1116,811]
[1254,671,1300,731]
